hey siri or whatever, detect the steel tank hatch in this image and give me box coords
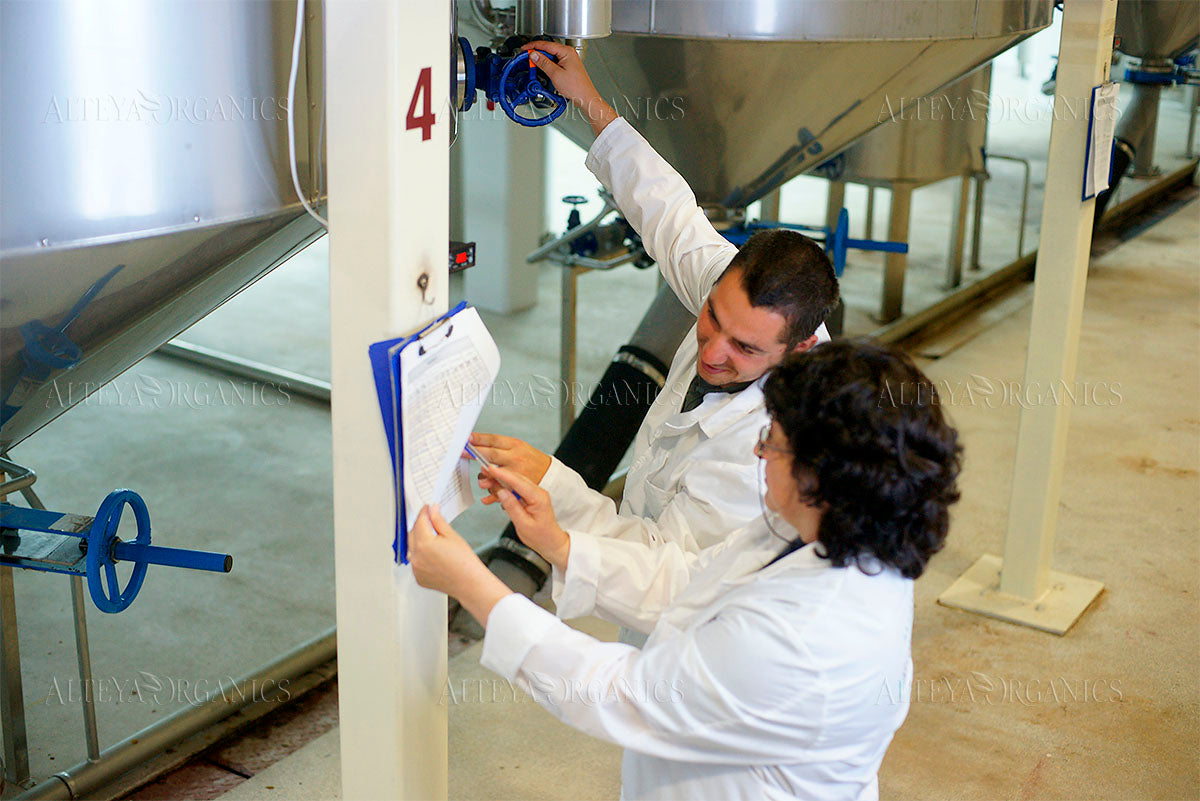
[550,0,1052,209]
[0,0,325,451]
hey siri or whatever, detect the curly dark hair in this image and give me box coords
[762,339,962,579]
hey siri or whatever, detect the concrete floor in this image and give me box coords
[213,193,1199,801]
[1,35,1197,801]
[213,186,1200,801]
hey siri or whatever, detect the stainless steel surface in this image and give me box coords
[1114,0,1200,60]
[69,575,101,763]
[12,483,101,766]
[1188,86,1199,160]
[0,0,326,451]
[156,340,332,404]
[873,159,1200,346]
[0,530,87,573]
[15,628,336,801]
[969,173,986,271]
[518,0,611,39]
[825,181,846,232]
[835,67,992,186]
[985,153,1032,261]
[551,1,1050,207]
[945,175,972,289]
[560,266,582,436]
[0,460,36,498]
[881,184,913,324]
[865,186,877,238]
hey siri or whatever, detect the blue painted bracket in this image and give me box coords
[0,490,232,613]
[721,208,907,276]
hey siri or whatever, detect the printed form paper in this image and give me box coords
[1085,82,1120,200]
[397,307,500,530]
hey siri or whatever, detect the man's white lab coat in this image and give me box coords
[481,514,914,800]
[539,117,830,554]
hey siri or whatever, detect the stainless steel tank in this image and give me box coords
[552,0,1051,209]
[0,0,325,451]
[1110,0,1199,177]
[829,67,992,186]
[1115,0,1200,61]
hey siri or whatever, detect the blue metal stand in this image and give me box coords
[721,208,908,276]
[0,489,232,613]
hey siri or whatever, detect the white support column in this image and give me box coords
[326,1,449,799]
[938,0,1114,635]
[453,110,547,313]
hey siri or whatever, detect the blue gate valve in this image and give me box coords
[0,489,233,613]
[720,209,907,276]
[1,264,123,426]
[458,38,568,127]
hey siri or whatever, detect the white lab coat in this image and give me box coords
[540,116,830,555]
[481,515,914,800]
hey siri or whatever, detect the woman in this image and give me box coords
[409,339,961,800]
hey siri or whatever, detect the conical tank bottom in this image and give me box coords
[0,0,325,451]
[551,0,1052,207]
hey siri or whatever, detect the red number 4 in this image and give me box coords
[406,66,436,141]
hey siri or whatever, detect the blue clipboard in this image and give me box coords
[368,301,468,563]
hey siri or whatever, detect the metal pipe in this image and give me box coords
[1188,85,1198,160]
[68,577,101,763]
[880,183,913,323]
[1,464,31,789]
[525,193,618,263]
[561,252,635,271]
[987,153,1032,259]
[873,251,1036,345]
[156,340,331,404]
[968,172,986,271]
[1,565,30,789]
[0,458,37,496]
[560,266,581,436]
[872,156,1197,345]
[16,628,337,801]
[865,186,876,240]
[18,485,102,766]
[945,173,971,289]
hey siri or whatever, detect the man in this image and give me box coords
[474,40,838,569]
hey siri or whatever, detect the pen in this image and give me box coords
[464,442,524,502]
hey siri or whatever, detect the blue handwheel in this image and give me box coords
[498,50,567,127]
[457,37,477,112]
[86,489,151,613]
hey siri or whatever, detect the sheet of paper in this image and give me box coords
[398,307,500,532]
[1084,82,1120,200]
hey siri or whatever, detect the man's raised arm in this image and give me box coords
[524,42,737,316]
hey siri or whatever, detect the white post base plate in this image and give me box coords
[937,554,1104,636]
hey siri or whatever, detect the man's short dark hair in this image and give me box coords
[763,338,962,579]
[718,229,839,347]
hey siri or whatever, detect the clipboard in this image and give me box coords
[368,302,500,563]
[1083,81,1120,201]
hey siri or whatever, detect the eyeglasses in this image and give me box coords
[754,424,792,459]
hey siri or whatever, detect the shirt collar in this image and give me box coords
[695,374,768,438]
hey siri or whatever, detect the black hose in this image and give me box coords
[490,343,671,587]
[1093,138,1135,226]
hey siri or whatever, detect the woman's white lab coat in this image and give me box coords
[481,515,914,800]
[539,117,830,555]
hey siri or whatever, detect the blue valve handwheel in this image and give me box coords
[86,489,151,613]
[458,36,477,112]
[20,320,82,371]
[498,51,567,127]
